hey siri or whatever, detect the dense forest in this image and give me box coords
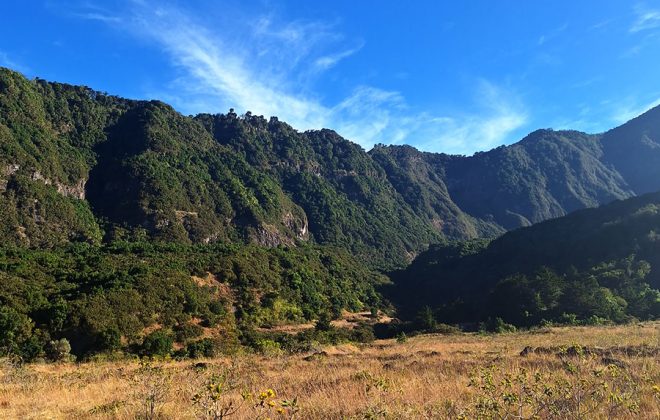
[0,67,659,360]
[389,191,660,329]
[0,242,385,360]
[3,67,660,268]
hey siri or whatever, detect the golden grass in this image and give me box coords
[1,322,658,419]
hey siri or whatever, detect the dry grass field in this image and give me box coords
[1,323,658,419]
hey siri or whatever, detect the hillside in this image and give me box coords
[3,67,660,268]
[390,191,660,326]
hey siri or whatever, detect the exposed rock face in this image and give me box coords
[56,179,86,200]
[30,171,87,199]
[0,164,20,192]
[283,211,309,240]
[253,224,295,247]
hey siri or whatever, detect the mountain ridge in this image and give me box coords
[2,66,660,268]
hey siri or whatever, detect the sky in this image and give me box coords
[1,1,660,155]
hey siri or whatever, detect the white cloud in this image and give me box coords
[313,42,364,71]
[413,81,528,154]
[72,1,528,155]
[73,12,122,23]
[0,51,29,73]
[537,23,568,46]
[612,96,660,124]
[630,5,660,33]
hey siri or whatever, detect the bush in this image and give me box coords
[558,313,579,325]
[255,339,283,356]
[47,338,74,362]
[480,317,517,333]
[141,330,174,357]
[97,328,121,352]
[314,312,333,332]
[0,308,33,356]
[349,324,375,343]
[185,338,217,358]
[415,306,437,331]
[433,323,461,334]
[174,323,204,342]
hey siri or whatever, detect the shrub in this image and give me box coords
[480,317,517,333]
[97,328,122,352]
[185,338,217,358]
[0,307,33,356]
[174,323,204,343]
[451,353,641,418]
[434,323,461,334]
[47,338,74,362]
[255,339,283,356]
[415,306,437,331]
[349,323,375,343]
[314,312,332,332]
[141,330,174,357]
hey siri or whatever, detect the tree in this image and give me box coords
[0,307,33,356]
[415,306,437,331]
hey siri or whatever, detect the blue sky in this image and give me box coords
[1,1,660,154]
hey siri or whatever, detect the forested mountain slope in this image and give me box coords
[390,191,660,325]
[2,67,660,267]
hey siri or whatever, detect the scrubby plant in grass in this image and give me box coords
[96,328,122,352]
[415,305,437,331]
[132,361,171,420]
[451,345,642,419]
[254,339,283,356]
[314,311,332,332]
[192,368,246,419]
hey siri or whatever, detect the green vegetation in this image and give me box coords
[3,67,660,269]
[390,192,660,329]
[0,242,385,360]
[1,66,660,363]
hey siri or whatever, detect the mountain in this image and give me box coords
[2,67,660,268]
[371,129,637,232]
[0,68,439,268]
[389,191,660,326]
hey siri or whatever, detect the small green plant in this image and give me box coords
[453,349,641,419]
[132,360,171,420]
[353,370,392,395]
[249,388,300,419]
[192,372,246,419]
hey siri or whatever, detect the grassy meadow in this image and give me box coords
[0,322,658,419]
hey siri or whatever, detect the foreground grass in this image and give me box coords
[1,323,658,419]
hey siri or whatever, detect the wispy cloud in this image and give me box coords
[313,42,364,71]
[413,81,528,154]
[0,50,29,73]
[621,4,660,58]
[537,23,568,46]
[70,1,528,155]
[590,19,614,31]
[72,12,122,23]
[630,4,660,33]
[612,96,660,124]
